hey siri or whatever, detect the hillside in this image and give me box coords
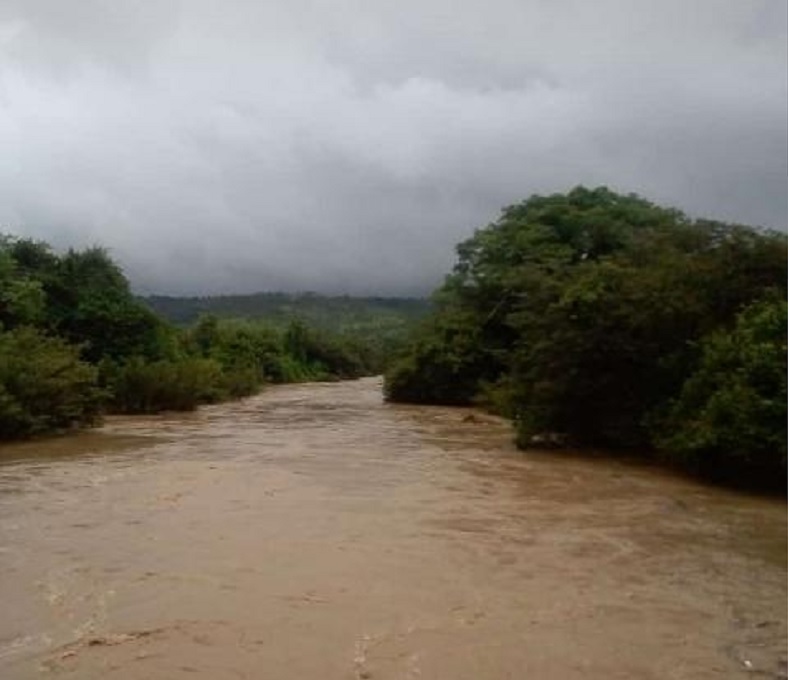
[142,292,430,330]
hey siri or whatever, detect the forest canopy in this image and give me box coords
[384,187,787,488]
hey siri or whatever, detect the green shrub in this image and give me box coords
[106,357,227,414]
[654,297,787,484]
[384,312,496,405]
[0,327,103,438]
[274,355,329,383]
[220,363,264,398]
[283,320,366,379]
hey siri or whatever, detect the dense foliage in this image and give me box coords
[0,327,103,439]
[145,292,429,375]
[0,237,382,438]
[655,296,787,482]
[385,187,787,487]
[144,291,428,327]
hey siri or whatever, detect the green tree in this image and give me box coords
[655,296,787,484]
[0,327,103,438]
[47,248,172,362]
[0,249,45,327]
[385,186,787,486]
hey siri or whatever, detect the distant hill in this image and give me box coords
[141,292,431,330]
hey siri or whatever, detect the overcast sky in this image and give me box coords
[0,1,785,295]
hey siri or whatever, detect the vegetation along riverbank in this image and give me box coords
[385,187,787,490]
[0,235,424,439]
[1,186,784,493]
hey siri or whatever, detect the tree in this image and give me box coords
[0,249,45,328]
[0,327,103,439]
[385,186,787,486]
[655,296,787,484]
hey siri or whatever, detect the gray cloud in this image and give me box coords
[0,0,785,295]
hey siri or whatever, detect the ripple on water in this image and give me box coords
[0,377,784,680]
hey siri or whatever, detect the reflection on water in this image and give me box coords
[0,377,785,679]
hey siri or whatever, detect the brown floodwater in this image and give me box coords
[0,377,785,679]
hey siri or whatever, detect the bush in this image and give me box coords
[0,327,103,438]
[283,320,367,379]
[655,297,787,484]
[273,355,329,383]
[220,363,264,398]
[105,357,227,414]
[384,313,495,405]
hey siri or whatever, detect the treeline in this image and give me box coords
[385,187,787,488]
[0,236,376,440]
[145,291,430,375]
[144,291,429,328]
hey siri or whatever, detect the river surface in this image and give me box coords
[0,377,785,679]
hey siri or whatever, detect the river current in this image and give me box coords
[1,377,785,679]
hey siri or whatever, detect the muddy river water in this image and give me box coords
[0,377,785,679]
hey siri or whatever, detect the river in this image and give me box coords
[0,377,785,679]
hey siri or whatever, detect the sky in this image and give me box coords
[0,0,785,296]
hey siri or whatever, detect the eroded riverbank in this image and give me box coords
[1,377,785,679]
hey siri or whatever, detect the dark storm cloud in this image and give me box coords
[0,0,785,295]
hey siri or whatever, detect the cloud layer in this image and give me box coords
[1,0,785,294]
